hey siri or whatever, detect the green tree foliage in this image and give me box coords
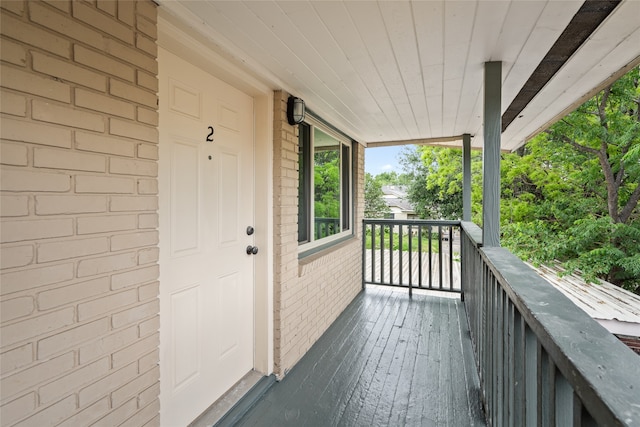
[314,150,340,218]
[364,173,391,218]
[373,170,411,186]
[398,67,640,292]
[400,145,483,221]
[502,67,640,292]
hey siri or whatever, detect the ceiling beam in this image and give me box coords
[366,135,465,148]
[366,135,513,152]
[524,55,640,143]
[502,0,620,133]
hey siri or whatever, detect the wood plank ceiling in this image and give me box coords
[160,1,640,151]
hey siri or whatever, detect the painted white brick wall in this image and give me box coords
[0,1,160,426]
[272,91,364,377]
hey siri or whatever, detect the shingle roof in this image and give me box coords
[381,186,414,213]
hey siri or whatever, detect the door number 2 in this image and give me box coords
[206,126,214,142]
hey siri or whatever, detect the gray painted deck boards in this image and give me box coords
[235,286,486,426]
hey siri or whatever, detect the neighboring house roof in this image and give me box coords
[381,185,414,213]
[529,263,640,338]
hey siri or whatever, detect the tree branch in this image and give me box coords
[595,147,621,222]
[556,133,599,155]
[553,130,622,221]
[619,181,640,224]
[598,85,612,130]
[614,164,625,189]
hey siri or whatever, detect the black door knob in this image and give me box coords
[246,245,258,255]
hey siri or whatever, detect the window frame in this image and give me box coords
[297,116,354,254]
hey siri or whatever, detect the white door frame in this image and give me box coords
[158,9,274,378]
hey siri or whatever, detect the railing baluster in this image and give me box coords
[428,225,433,289]
[438,225,443,289]
[389,226,394,285]
[379,224,384,284]
[555,374,573,426]
[539,349,554,427]
[525,328,538,427]
[371,223,376,284]
[408,225,412,297]
[512,304,524,426]
[506,301,514,426]
[478,254,486,383]
[496,288,504,427]
[449,226,453,290]
[504,292,511,425]
[362,221,366,287]
[418,224,423,288]
[491,274,498,423]
[399,224,403,286]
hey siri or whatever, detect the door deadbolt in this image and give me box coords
[246,226,254,236]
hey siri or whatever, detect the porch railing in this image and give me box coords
[315,217,340,239]
[362,219,461,296]
[460,221,640,425]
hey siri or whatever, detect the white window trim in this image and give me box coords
[298,116,353,254]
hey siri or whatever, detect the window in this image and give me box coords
[298,118,353,251]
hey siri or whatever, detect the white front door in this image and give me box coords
[158,47,255,427]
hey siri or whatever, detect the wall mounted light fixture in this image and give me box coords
[287,96,306,125]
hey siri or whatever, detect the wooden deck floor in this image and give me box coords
[234,286,486,426]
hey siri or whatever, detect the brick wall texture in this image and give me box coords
[272,91,364,377]
[0,1,160,426]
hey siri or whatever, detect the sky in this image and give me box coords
[364,145,405,176]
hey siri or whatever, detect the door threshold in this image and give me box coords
[188,371,274,427]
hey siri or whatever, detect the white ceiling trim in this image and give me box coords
[159,0,640,152]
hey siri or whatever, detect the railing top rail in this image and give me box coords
[481,246,640,425]
[363,218,461,226]
[460,221,483,246]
